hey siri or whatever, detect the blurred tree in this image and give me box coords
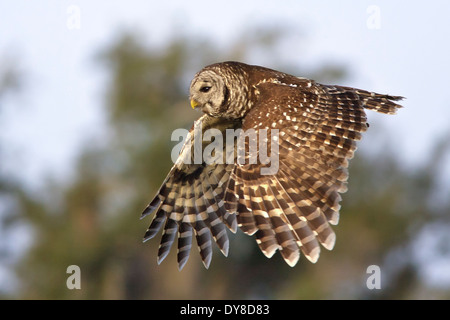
[0,56,37,298]
[5,29,450,300]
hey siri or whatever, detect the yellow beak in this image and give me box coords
[190,99,199,109]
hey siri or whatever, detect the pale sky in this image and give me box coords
[1,0,450,292]
[1,1,450,190]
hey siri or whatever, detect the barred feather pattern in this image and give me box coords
[142,115,240,270]
[142,61,403,269]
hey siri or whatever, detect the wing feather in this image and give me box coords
[143,67,403,269]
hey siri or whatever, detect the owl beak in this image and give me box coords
[190,99,199,109]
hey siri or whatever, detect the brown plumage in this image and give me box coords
[141,61,403,270]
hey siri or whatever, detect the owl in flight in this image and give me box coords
[141,61,403,270]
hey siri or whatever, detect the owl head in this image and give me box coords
[189,62,251,119]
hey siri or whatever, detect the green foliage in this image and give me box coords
[2,30,450,299]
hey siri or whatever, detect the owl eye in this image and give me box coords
[200,86,211,93]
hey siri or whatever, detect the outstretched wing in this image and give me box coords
[141,115,240,270]
[223,78,403,266]
[142,78,403,269]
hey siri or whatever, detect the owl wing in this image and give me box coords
[142,79,403,269]
[141,115,239,270]
[223,79,403,266]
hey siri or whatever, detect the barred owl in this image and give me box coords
[141,61,403,270]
